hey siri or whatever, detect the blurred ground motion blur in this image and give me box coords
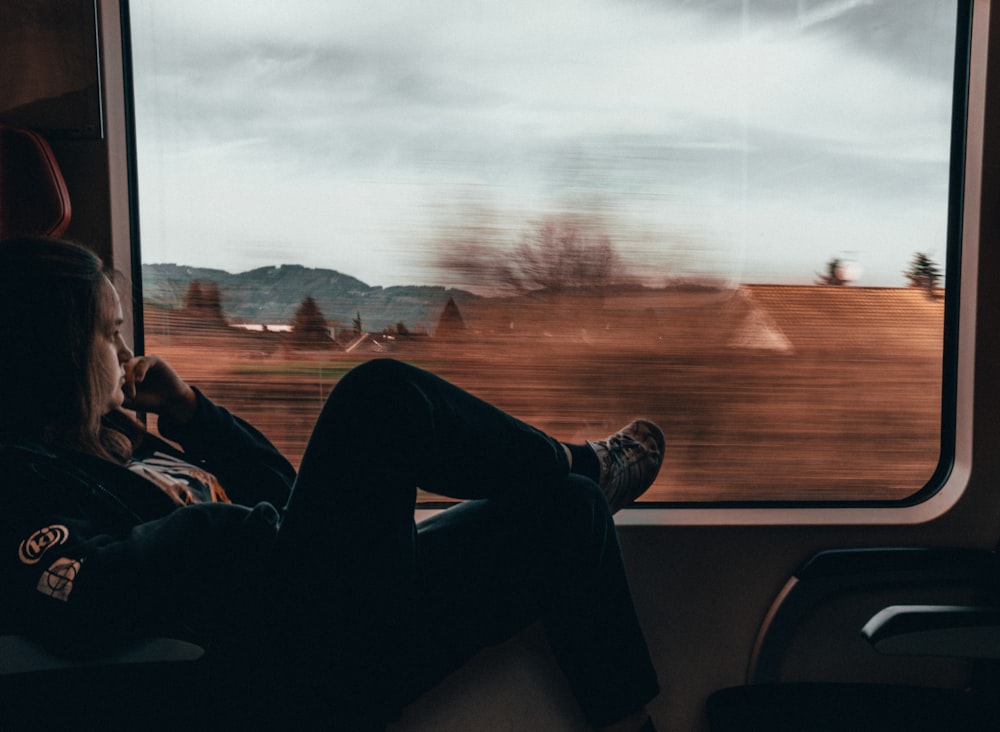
[144,277,943,504]
[133,0,957,503]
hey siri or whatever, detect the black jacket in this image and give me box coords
[0,388,295,655]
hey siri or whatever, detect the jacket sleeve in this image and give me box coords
[155,387,296,508]
[1,494,280,656]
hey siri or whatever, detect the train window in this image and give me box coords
[128,0,965,505]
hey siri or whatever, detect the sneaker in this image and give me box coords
[587,419,665,512]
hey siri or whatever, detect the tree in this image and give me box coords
[816,258,848,286]
[436,210,625,295]
[904,252,942,296]
[436,297,466,338]
[288,296,330,349]
[184,281,203,309]
[183,280,226,322]
[503,215,623,293]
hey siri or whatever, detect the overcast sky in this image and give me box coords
[129,0,960,289]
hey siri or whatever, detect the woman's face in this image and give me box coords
[94,278,133,414]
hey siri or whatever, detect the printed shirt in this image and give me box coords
[127,451,230,505]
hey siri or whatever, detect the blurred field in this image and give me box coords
[144,285,945,503]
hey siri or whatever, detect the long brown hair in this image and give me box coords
[0,236,142,460]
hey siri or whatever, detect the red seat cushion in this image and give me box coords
[0,125,71,238]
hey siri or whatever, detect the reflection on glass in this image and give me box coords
[132,0,957,502]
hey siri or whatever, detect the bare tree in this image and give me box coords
[503,215,623,293]
[436,210,625,294]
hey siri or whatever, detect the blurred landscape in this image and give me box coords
[143,268,945,504]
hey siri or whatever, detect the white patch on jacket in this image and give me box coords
[18,525,69,565]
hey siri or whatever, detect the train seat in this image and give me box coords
[0,124,72,238]
[705,547,1000,731]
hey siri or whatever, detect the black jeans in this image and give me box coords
[262,359,659,728]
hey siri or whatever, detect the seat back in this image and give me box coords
[0,124,71,238]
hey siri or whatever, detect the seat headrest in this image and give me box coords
[0,125,72,239]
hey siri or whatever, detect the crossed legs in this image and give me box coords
[272,359,659,727]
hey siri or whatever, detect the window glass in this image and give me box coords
[129,0,960,503]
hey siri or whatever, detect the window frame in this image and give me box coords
[115,0,982,524]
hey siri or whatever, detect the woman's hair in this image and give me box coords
[0,236,141,460]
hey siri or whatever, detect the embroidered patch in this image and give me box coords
[18,525,70,565]
[37,557,82,603]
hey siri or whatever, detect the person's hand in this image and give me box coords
[122,355,197,424]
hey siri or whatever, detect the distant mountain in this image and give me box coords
[141,263,480,333]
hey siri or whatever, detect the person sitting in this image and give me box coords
[0,235,665,731]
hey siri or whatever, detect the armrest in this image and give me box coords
[797,547,997,582]
[748,547,998,683]
[862,604,1000,659]
[0,634,205,675]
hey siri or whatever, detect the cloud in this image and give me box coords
[130,0,959,286]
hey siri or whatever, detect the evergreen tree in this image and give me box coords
[183,280,226,323]
[904,252,942,296]
[201,282,223,314]
[184,281,203,309]
[816,258,847,286]
[436,297,466,338]
[289,296,330,349]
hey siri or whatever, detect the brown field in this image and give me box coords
[145,285,945,504]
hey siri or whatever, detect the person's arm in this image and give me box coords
[123,355,295,507]
[155,387,296,507]
[1,491,279,655]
